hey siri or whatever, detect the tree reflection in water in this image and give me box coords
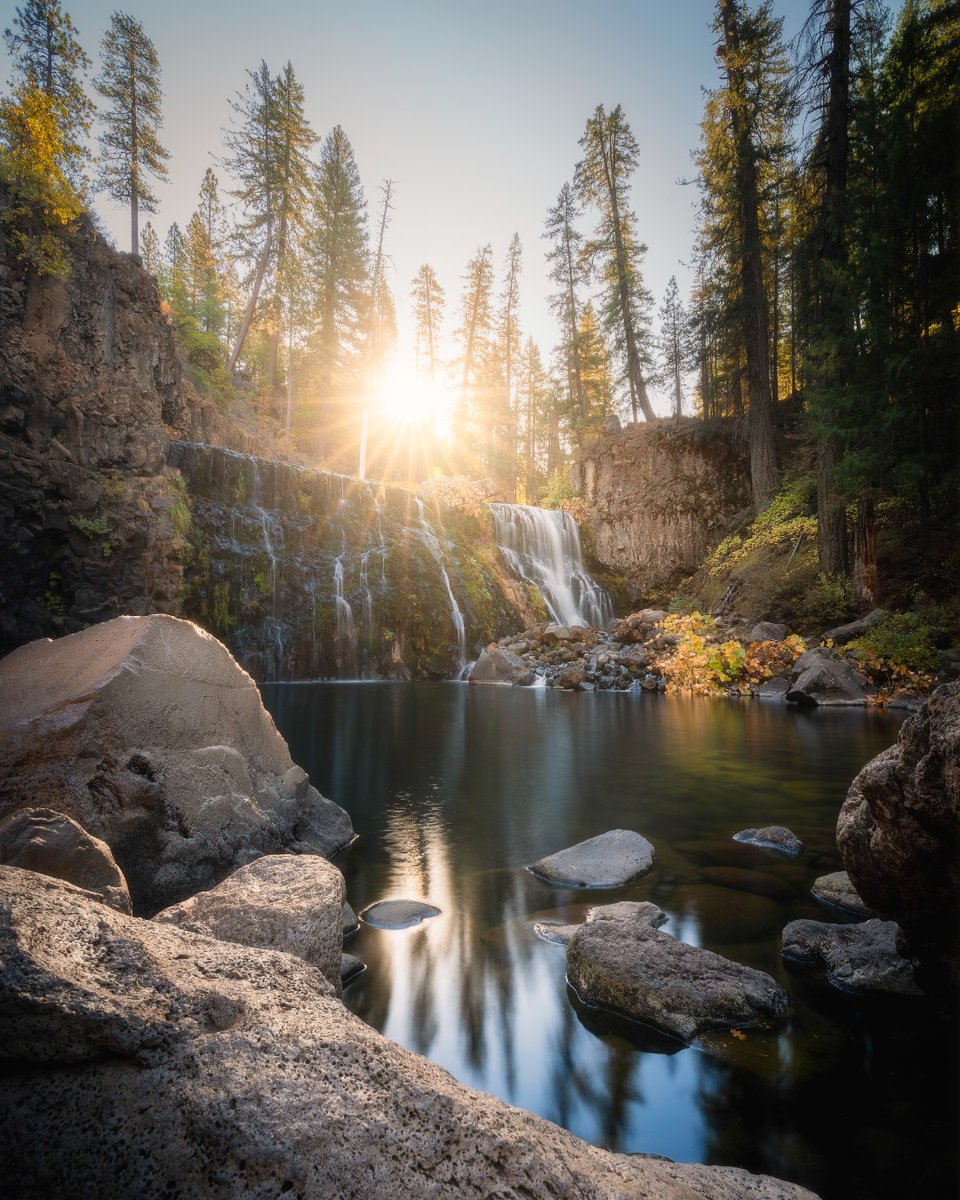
[262,681,955,1200]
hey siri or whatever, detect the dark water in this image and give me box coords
[260,682,957,1200]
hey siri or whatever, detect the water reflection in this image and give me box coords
[261,682,956,1200]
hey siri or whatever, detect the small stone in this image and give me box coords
[733,825,804,856]
[340,952,365,985]
[811,871,875,919]
[360,899,441,929]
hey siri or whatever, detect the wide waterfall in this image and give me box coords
[490,504,612,629]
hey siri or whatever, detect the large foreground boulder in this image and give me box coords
[786,648,870,706]
[837,682,959,999]
[0,615,354,913]
[781,918,920,996]
[153,854,345,993]
[0,806,131,913]
[0,867,817,1199]
[529,828,655,887]
[567,921,789,1042]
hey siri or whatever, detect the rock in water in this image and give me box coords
[153,854,345,994]
[786,648,870,706]
[468,646,535,686]
[0,615,354,913]
[837,682,960,999]
[534,901,667,948]
[360,899,441,929]
[733,826,804,856]
[781,919,921,996]
[0,867,819,1199]
[529,829,655,887]
[810,871,875,919]
[567,921,789,1042]
[0,806,131,913]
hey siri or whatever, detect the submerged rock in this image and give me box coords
[0,615,355,913]
[153,853,345,994]
[468,645,535,686]
[786,648,870,707]
[810,871,875,919]
[567,921,789,1042]
[534,900,667,948]
[360,898,441,929]
[733,825,804,856]
[781,918,921,996]
[837,682,960,999]
[0,867,817,1199]
[0,806,131,913]
[529,829,655,888]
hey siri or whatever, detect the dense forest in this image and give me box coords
[1,0,957,612]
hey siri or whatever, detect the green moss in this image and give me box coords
[69,514,112,538]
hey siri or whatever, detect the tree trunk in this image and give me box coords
[817,434,849,575]
[720,0,778,508]
[852,492,878,608]
[228,232,272,375]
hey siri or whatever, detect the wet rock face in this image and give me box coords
[837,683,960,999]
[0,867,818,1200]
[0,615,354,913]
[153,854,346,994]
[567,921,789,1043]
[781,919,921,996]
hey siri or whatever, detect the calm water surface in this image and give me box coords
[260,682,957,1200]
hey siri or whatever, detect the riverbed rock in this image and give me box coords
[567,921,789,1042]
[747,621,789,643]
[557,663,586,690]
[340,952,365,985]
[786,647,870,706]
[823,608,888,646]
[543,623,580,643]
[360,898,441,929]
[0,615,355,913]
[534,901,667,947]
[837,682,959,999]
[530,829,655,888]
[468,645,535,686]
[342,900,359,936]
[153,854,345,993]
[754,677,790,699]
[781,918,921,996]
[0,867,817,1200]
[733,825,804,856]
[810,871,875,919]
[0,806,131,913]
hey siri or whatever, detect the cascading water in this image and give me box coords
[490,504,612,629]
[413,497,467,670]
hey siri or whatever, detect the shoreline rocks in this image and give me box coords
[786,648,871,707]
[530,829,655,888]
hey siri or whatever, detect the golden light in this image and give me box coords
[374,354,450,435]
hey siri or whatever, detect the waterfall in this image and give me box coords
[490,504,612,628]
[414,497,467,669]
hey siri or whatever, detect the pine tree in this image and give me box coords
[453,244,494,459]
[160,222,188,321]
[659,276,686,423]
[544,182,589,443]
[411,263,444,382]
[4,0,93,181]
[575,104,655,422]
[576,301,615,437]
[518,337,551,501]
[184,211,220,335]
[493,233,522,495]
[139,218,160,275]
[94,12,169,255]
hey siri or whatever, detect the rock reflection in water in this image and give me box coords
[261,681,956,1200]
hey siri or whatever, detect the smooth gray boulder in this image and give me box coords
[811,871,875,919]
[823,608,888,646]
[733,826,804,856]
[534,900,667,947]
[468,645,535,686]
[340,952,365,985]
[0,615,354,913]
[781,918,921,996]
[0,867,817,1199]
[567,921,789,1042]
[360,899,441,929]
[153,853,345,993]
[0,806,131,913]
[747,621,789,643]
[754,677,790,699]
[786,648,870,706]
[342,900,359,936]
[530,829,655,888]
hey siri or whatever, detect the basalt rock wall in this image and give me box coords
[572,419,751,599]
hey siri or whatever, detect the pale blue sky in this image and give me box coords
[4,0,830,413]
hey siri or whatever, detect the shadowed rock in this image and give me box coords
[567,921,789,1042]
[360,899,441,929]
[0,807,131,913]
[786,648,870,707]
[530,829,655,888]
[0,615,354,913]
[810,871,875,919]
[534,900,667,947]
[153,853,345,994]
[747,621,789,643]
[781,918,921,996]
[823,608,888,646]
[0,867,818,1199]
[733,825,803,856]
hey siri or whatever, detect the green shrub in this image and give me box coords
[848,613,939,675]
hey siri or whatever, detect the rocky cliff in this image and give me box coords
[571,420,751,600]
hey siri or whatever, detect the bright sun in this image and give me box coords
[374,356,450,433]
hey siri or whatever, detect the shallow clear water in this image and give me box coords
[260,682,957,1200]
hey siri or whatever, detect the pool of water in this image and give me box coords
[260,681,957,1200]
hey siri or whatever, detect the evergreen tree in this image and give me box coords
[161,221,188,320]
[411,263,444,382]
[184,211,220,335]
[493,233,522,495]
[139,217,160,275]
[453,243,494,458]
[658,276,686,423]
[575,103,655,422]
[518,337,551,501]
[94,12,169,255]
[4,0,92,181]
[576,300,615,436]
[544,182,589,443]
